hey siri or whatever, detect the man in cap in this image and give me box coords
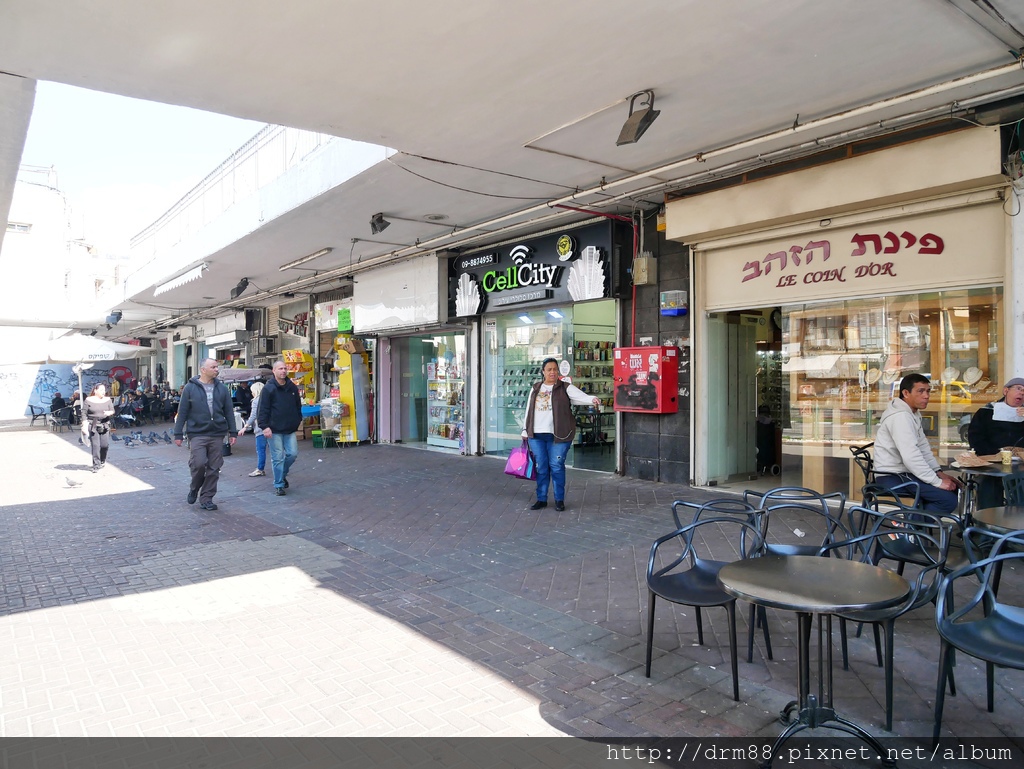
[967,376,1024,507]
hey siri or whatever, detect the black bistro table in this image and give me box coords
[718,555,910,768]
[973,505,1024,535]
[951,460,1023,524]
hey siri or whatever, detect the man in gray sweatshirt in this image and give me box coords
[873,373,961,513]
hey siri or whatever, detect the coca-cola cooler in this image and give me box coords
[612,346,679,413]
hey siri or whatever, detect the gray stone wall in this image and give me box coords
[620,219,691,484]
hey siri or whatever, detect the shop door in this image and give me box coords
[395,338,430,443]
[706,314,757,482]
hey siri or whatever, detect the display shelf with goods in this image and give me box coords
[282,350,316,404]
[570,337,615,447]
[427,374,464,450]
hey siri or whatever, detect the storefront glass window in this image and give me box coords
[484,300,616,471]
[775,287,1002,495]
[394,334,466,451]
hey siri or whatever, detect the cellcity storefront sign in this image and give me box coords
[450,223,615,317]
[700,200,1005,311]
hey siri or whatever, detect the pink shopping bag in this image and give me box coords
[504,439,537,480]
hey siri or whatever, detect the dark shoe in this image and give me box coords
[275,487,286,496]
[187,488,198,504]
[529,500,547,510]
[283,479,289,489]
[555,501,565,512]
[199,502,218,511]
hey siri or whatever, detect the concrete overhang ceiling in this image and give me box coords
[2,0,1024,336]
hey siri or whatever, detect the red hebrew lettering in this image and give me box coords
[851,233,882,256]
[919,233,944,254]
[788,245,803,266]
[804,240,830,263]
[741,260,763,283]
[763,251,788,273]
[901,231,917,249]
[882,232,900,254]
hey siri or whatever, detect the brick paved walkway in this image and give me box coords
[1,420,1022,743]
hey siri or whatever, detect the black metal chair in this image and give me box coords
[671,498,760,529]
[741,486,851,662]
[933,532,1024,746]
[1001,474,1024,506]
[28,404,48,426]
[850,442,876,485]
[821,510,950,731]
[47,406,73,433]
[671,498,773,659]
[646,516,764,701]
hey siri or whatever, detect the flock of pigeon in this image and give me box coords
[78,430,174,447]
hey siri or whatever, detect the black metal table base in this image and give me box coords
[760,613,896,769]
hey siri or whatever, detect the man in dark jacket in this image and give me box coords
[257,359,303,496]
[968,377,1024,507]
[173,358,237,510]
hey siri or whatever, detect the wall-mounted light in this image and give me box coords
[230,277,250,300]
[518,314,533,324]
[547,309,564,319]
[279,247,333,271]
[370,212,391,234]
[105,310,122,325]
[616,89,660,145]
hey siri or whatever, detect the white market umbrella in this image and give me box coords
[31,334,151,409]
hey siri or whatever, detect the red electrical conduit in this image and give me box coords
[552,205,640,346]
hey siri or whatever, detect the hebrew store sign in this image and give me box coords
[702,203,1004,311]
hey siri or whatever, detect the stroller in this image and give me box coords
[112,402,138,430]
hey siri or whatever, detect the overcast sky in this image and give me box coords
[20,81,264,255]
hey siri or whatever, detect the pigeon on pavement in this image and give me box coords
[65,477,83,487]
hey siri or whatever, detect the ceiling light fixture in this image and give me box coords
[547,309,564,319]
[616,89,661,146]
[230,277,250,300]
[519,314,534,324]
[370,212,391,234]
[279,247,334,271]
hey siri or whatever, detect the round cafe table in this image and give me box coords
[973,505,1024,535]
[719,555,910,769]
[950,460,1023,524]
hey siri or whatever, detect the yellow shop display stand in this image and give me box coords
[328,336,370,443]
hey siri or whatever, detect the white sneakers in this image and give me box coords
[248,469,265,477]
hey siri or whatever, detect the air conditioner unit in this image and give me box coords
[257,336,277,354]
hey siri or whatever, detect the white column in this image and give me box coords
[1011,185,1024,378]
[165,333,176,387]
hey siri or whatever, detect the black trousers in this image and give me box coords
[89,426,109,469]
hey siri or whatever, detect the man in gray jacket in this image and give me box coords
[873,373,961,513]
[173,358,237,510]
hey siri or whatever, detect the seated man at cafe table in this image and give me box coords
[968,376,1024,508]
[873,373,961,514]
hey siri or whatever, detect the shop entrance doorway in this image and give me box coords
[705,309,783,494]
[391,333,467,452]
[484,299,617,473]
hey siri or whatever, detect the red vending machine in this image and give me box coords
[612,346,680,413]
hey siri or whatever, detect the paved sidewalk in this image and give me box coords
[1,420,1022,743]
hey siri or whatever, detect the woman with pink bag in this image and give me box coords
[520,357,601,511]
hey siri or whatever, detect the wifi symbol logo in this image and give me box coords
[510,245,532,265]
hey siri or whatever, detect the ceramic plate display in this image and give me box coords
[865,369,881,385]
[882,370,900,385]
[941,366,960,384]
[964,367,983,386]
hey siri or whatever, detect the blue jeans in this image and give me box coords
[876,472,959,514]
[254,433,267,471]
[268,432,298,489]
[528,434,571,502]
